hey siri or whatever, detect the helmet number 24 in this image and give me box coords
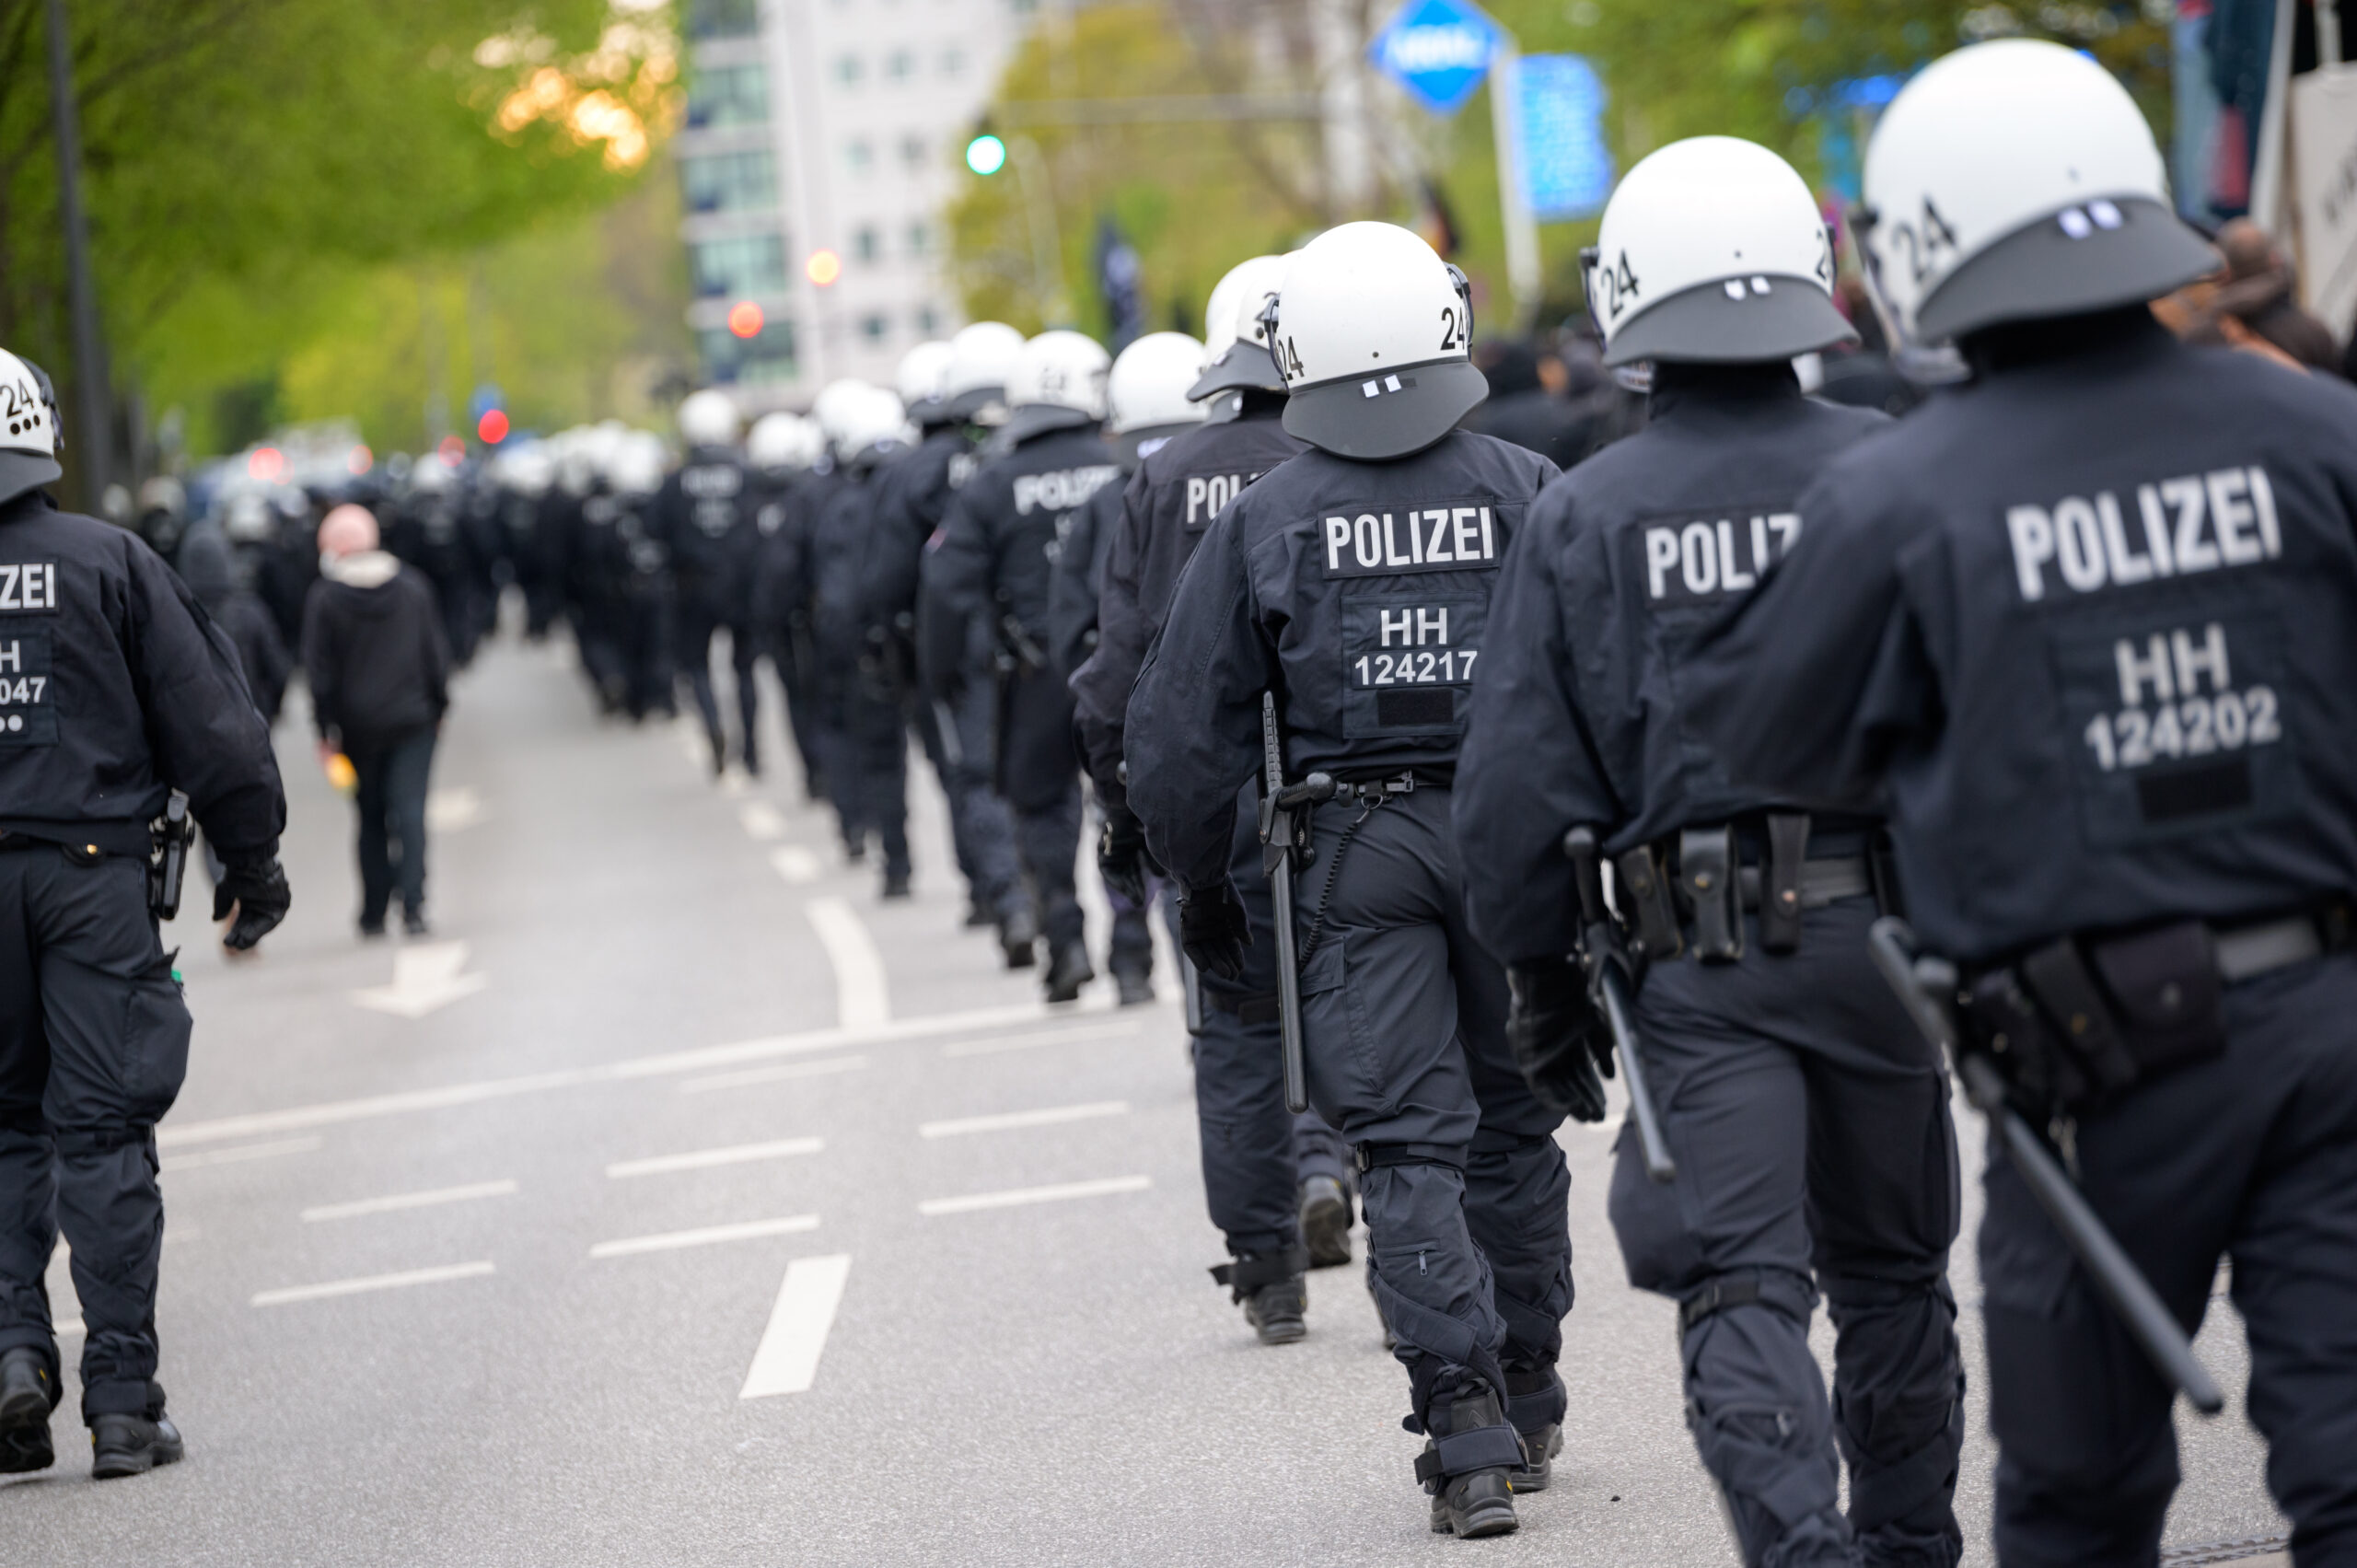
[1596,252,1641,321]
[1885,196,1960,287]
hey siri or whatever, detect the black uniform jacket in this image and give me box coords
[1456,366,1887,965]
[865,427,969,649]
[0,493,284,859]
[656,447,758,619]
[1128,429,1556,894]
[1686,315,2357,962]
[923,422,1120,680]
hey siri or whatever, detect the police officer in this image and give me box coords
[605,432,677,723]
[746,412,830,800]
[0,349,290,1477]
[659,389,764,778]
[1128,224,1571,1538]
[927,331,1121,1001]
[1072,264,1359,1341]
[1456,137,1966,1567]
[1684,42,2357,1564]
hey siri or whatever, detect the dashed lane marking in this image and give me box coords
[770,844,821,884]
[739,1254,853,1400]
[159,1135,324,1172]
[805,897,890,1029]
[252,1260,495,1307]
[589,1215,819,1259]
[424,787,487,832]
[301,1179,518,1223]
[739,801,786,841]
[918,1176,1152,1216]
[919,1101,1130,1139]
[940,1020,1142,1058]
[679,1054,869,1095]
[606,1137,823,1179]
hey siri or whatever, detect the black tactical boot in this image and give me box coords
[881,866,912,900]
[89,1411,183,1481]
[1299,1175,1353,1268]
[1419,1386,1522,1539]
[1044,940,1094,1004]
[1110,958,1154,1006]
[0,1348,56,1474]
[963,899,995,929]
[1000,907,1039,970]
[1504,1363,1566,1492]
[1212,1249,1308,1345]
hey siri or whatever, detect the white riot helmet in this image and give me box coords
[1190,254,1291,401]
[834,385,911,467]
[896,341,957,426]
[409,452,455,494]
[1860,40,2218,349]
[1108,331,1210,461]
[608,431,668,497]
[811,379,877,454]
[1268,222,1484,461]
[945,321,1027,421]
[499,444,556,497]
[1002,330,1110,445]
[1586,137,1854,368]
[678,388,741,449]
[747,412,822,473]
[0,349,62,505]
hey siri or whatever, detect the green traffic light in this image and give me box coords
[966,134,1006,177]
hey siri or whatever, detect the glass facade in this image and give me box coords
[685,63,768,130]
[687,0,760,41]
[681,149,779,215]
[690,234,789,298]
[698,320,798,386]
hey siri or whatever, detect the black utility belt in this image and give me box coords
[1615,814,1876,962]
[1328,769,1448,800]
[1962,904,2349,1121]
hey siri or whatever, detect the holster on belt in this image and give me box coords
[1614,843,1682,961]
[1759,812,1810,955]
[1678,824,1742,963]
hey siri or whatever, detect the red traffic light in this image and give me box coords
[478,409,510,445]
[727,300,765,339]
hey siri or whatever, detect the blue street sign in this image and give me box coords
[1369,0,1503,117]
[1515,54,1613,221]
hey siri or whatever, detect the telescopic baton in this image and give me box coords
[1260,692,1333,1115]
[1562,827,1676,1182]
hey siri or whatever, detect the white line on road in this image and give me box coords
[770,845,821,884]
[424,787,486,832]
[918,1176,1151,1216]
[252,1260,495,1307]
[589,1215,819,1259]
[679,1054,869,1095]
[301,1179,518,1223]
[739,1253,853,1400]
[57,1318,81,1338]
[919,1101,1130,1139]
[805,897,890,1029]
[606,1138,823,1179]
[941,1020,1143,1058]
[160,1135,324,1172]
[739,801,786,841]
[352,941,490,1019]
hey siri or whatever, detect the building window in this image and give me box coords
[940,47,965,75]
[860,314,890,343]
[906,220,931,256]
[915,306,941,336]
[886,49,915,80]
[900,134,927,168]
[846,138,873,171]
[685,63,768,130]
[698,319,799,387]
[688,0,760,40]
[835,53,863,86]
[690,234,790,298]
[853,225,880,262]
[680,149,780,215]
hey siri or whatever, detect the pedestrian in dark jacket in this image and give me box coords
[176,518,292,723]
[301,504,450,937]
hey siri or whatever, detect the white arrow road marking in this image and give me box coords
[605,1137,823,1179]
[769,845,820,884]
[352,942,490,1018]
[919,1101,1130,1139]
[805,897,889,1029]
[424,786,486,832]
[918,1175,1151,1216]
[301,1179,517,1223]
[739,801,786,841]
[252,1260,494,1307]
[589,1215,819,1259]
[740,1254,853,1400]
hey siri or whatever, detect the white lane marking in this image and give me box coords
[160,1135,323,1172]
[680,1054,869,1095]
[590,1215,819,1259]
[770,845,821,884]
[159,1000,1122,1147]
[739,1253,853,1400]
[805,897,889,1029]
[941,1020,1142,1058]
[919,1101,1130,1139]
[606,1137,822,1179]
[739,801,786,841]
[918,1175,1152,1216]
[424,787,486,832]
[300,1179,518,1223]
[57,1318,82,1338]
[352,941,489,1019]
[252,1260,495,1307]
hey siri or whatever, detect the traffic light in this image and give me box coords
[965,133,1006,177]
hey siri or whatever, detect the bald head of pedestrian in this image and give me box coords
[318,504,378,560]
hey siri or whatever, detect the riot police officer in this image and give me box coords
[927,331,1121,1002]
[1685,41,2357,1565]
[605,432,677,723]
[0,349,290,1477]
[1128,224,1571,1538]
[1072,264,1358,1341]
[1456,137,1966,1567]
[746,412,830,800]
[659,389,764,778]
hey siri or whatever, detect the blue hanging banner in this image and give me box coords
[1514,54,1613,221]
[1369,0,1504,118]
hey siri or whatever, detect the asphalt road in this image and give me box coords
[3,632,2295,1565]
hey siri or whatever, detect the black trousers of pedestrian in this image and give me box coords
[998,666,1083,951]
[1608,895,1965,1568]
[676,600,762,773]
[937,679,1024,923]
[0,843,188,1421]
[1982,952,2357,1568]
[347,725,436,926]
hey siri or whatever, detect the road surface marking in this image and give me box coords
[919,1176,1151,1216]
[805,897,889,1029]
[352,941,490,1019]
[160,999,1123,1147]
[941,1020,1143,1058]
[301,1179,518,1223]
[424,787,486,832]
[606,1137,823,1179]
[160,1135,324,1172]
[770,845,821,884]
[739,1254,853,1399]
[590,1215,819,1259]
[57,1318,82,1338]
[252,1260,495,1307]
[680,1054,870,1095]
[919,1101,1130,1139]
[739,801,786,841]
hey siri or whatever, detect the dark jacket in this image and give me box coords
[301,552,452,746]
[177,519,293,724]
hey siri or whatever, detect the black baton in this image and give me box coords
[1564,827,1676,1182]
[1260,692,1334,1116]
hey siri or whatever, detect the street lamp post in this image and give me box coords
[43,0,109,504]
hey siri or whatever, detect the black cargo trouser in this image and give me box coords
[998,665,1083,951]
[1608,894,1965,1568]
[934,678,1024,920]
[0,842,188,1422]
[1981,952,2357,1568]
[675,596,762,770]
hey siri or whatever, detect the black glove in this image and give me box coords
[1505,956,1613,1123]
[1178,880,1251,983]
[214,857,292,951]
[1096,801,1160,907]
